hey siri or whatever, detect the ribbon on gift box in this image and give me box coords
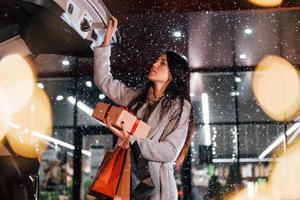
[129,119,140,136]
[103,105,141,135]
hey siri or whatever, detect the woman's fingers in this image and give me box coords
[103,118,128,140]
[109,16,118,32]
[101,16,118,47]
[109,126,123,139]
[120,121,129,138]
[108,18,112,25]
[103,117,112,128]
[112,16,118,29]
[107,117,112,126]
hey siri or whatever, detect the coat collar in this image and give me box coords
[137,96,179,139]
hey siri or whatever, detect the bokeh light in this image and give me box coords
[224,186,270,200]
[269,138,300,199]
[252,55,300,122]
[247,0,283,7]
[0,54,35,113]
[6,87,52,158]
[225,138,300,200]
[0,87,12,142]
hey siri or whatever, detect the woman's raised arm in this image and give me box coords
[94,46,140,106]
[93,16,141,106]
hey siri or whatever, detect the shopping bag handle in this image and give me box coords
[117,136,130,149]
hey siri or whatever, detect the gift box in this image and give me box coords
[92,102,150,139]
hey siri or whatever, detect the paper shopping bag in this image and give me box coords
[114,148,131,200]
[89,139,129,198]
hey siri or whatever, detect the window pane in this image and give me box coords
[191,72,236,124]
[238,124,284,159]
[76,76,109,126]
[81,134,114,198]
[237,72,274,122]
[40,78,76,126]
[39,128,74,199]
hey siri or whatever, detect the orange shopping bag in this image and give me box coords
[114,148,131,200]
[89,138,129,199]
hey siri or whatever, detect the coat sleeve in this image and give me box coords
[129,100,191,163]
[94,46,141,107]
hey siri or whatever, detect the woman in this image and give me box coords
[94,16,196,200]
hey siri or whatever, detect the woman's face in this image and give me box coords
[148,54,172,83]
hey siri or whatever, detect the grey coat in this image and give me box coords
[94,46,191,200]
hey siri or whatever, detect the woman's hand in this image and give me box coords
[100,16,118,47]
[103,117,129,140]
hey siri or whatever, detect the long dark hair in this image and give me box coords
[127,51,196,169]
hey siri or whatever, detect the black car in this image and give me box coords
[0,1,119,199]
